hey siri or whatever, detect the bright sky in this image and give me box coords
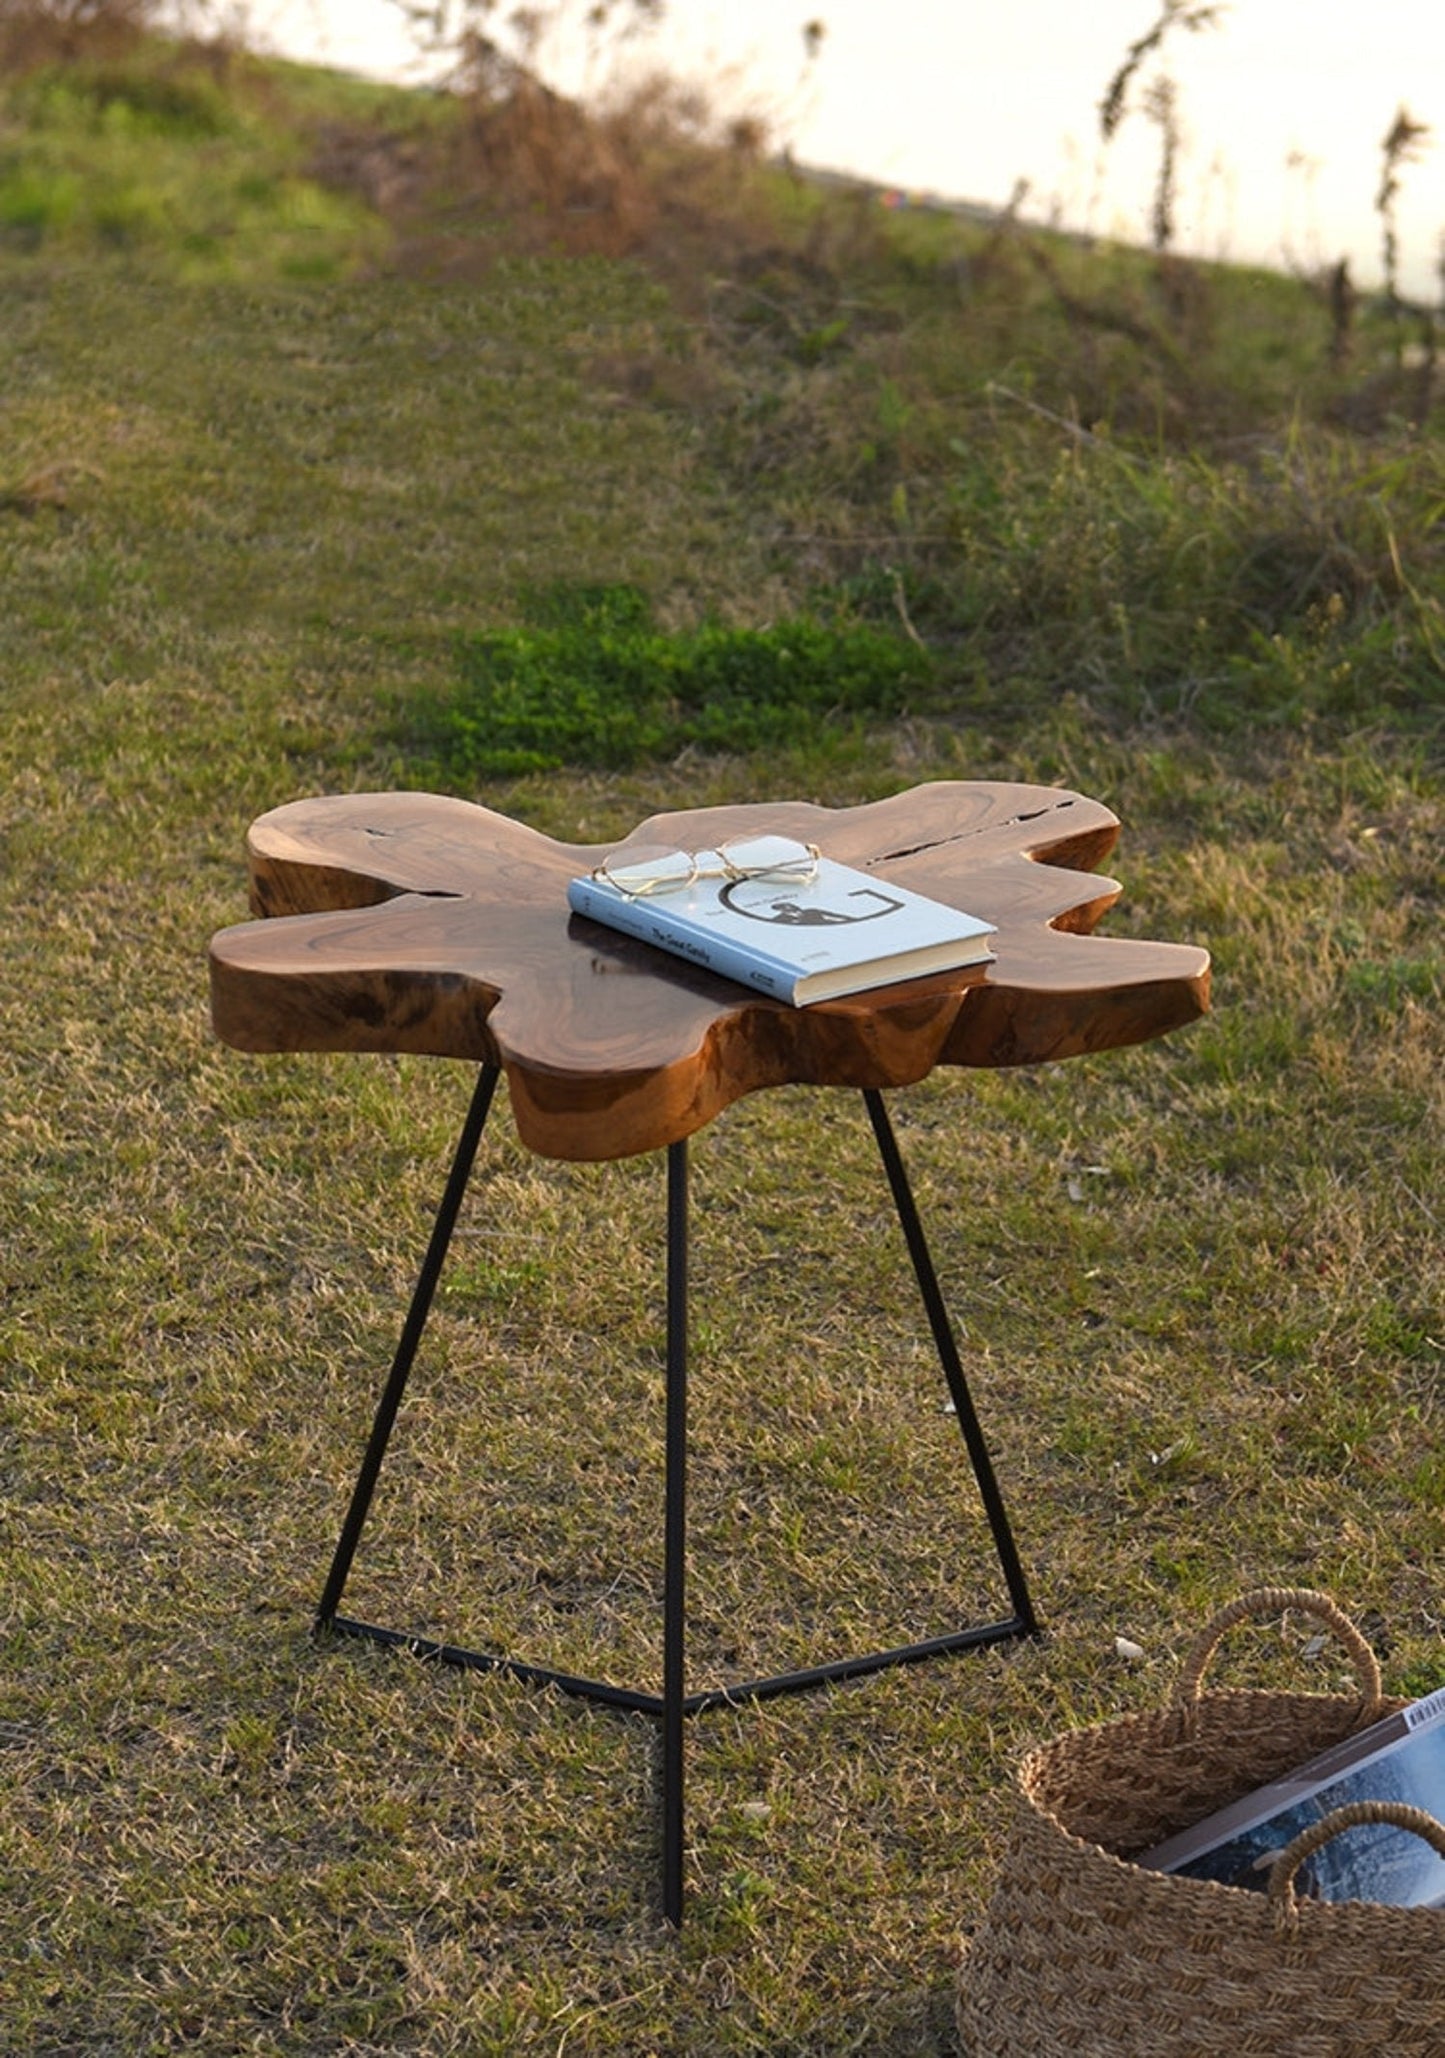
[253,1,1445,298]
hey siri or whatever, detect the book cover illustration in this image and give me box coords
[1142,1685,1445,1906]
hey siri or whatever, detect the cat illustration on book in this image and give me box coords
[720,878,906,927]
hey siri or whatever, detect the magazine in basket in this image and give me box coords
[567,852,995,1007]
[1139,1682,1445,1904]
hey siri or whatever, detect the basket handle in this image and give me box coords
[1268,1800,1445,1931]
[1169,1587,1384,1733]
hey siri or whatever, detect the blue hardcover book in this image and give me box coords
[567,854,995,1007]
[1138,1684,1445,1905]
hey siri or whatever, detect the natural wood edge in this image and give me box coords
[211,784,1212,1160]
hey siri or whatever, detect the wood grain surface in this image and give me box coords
[209,783,1211,1160]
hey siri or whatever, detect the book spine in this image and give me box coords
[567,877,796,1002]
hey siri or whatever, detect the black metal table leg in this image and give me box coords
[315,1061,501,1632]
[313,1074,1038,1926]
[863,1088,1039,1640]
[662,1139,688,1927]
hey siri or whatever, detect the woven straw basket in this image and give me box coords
[956,1588,1445,2057]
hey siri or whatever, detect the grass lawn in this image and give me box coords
[0,30,1441,2055]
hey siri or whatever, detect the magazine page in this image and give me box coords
[1148,1691,1445,1904]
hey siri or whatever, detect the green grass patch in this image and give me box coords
[423,581,936,774]
[0,42,392,278]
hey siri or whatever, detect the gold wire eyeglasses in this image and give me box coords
[591,833,822,900]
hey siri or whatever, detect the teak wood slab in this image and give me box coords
[209,782,1210,1160]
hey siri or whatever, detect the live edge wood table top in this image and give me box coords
[208,780,1211,1156]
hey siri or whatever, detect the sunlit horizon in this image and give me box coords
[252,1,1445,301]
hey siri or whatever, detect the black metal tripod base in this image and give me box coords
[313,1064,1038,1926]
[319,1609,1033,1722]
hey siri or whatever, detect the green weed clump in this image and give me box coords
[428,583,936,774]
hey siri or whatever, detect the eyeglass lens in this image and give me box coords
[596,834,818,897]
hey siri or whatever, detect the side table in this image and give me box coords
[210,780,1210,1923]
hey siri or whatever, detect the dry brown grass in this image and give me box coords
[0,0,150,69]
[0,0,238,71]
[315,68,788,279]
